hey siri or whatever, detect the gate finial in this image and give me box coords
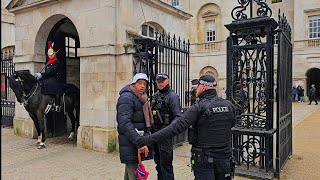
[231,0,272,21]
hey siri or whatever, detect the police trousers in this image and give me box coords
[193,158,230,180]
[153,137,174,180]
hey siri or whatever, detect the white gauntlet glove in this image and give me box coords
[35,73,42,79]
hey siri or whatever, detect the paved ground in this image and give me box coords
[280,103,320,180]
[1,102,319,180]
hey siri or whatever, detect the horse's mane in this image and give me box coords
[16,70,37,84]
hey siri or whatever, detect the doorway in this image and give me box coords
[306,68,320,100]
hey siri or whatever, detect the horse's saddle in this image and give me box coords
[41,82,79,95]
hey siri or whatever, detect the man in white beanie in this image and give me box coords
[116,73,153,180]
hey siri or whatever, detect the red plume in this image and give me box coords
[47,41,53,49]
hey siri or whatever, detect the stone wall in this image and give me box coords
[9,0,191,153]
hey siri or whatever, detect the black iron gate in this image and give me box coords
[1,47,15,127]
[276,11,293,177]
[134,32,190,145]
[225,1,292,179]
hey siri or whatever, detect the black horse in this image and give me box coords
[8,70,80,149]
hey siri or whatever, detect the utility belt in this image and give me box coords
[152,110,171,125]
[190,147,235,179]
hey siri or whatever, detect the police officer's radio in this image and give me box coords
[151,93,170,125]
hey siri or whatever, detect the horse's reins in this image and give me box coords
[16,77,40,106]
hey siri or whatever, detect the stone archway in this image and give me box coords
[199,66,218,79]
[306,68,320,99]
[35,15,80,137]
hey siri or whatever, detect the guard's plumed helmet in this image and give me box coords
[47,41,55,56]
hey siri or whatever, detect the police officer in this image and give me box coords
[190,79,198,105]
[151,73,181,180]
[139,74,236,180]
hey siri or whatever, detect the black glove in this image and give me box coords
[137,135,154,148]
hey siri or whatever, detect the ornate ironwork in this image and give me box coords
[134,32,190,108]
[227,5,292,178]
[278,9,292,41]
[231,0,272,21]
[133,33,190,145]
[226,10,279,179]
[1,48,15,127]
[275,9,292,177]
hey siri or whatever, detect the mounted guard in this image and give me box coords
[35,41,65,112]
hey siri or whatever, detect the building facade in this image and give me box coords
[3,0,320,152]
[5,0,191,152]
[181,0,320,98]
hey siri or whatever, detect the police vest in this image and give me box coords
[192,96,234,149]
[151,90,172,125]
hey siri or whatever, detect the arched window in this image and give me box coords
[197,4,221,45]
[139,23,165,39]
[141,24,157,39]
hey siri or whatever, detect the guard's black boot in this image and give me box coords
[54,95,61,112]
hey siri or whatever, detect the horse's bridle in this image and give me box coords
[15,76,39,106]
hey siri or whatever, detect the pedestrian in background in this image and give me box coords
[308,84,318,105]
[292,86,297,102]
[298,85,304,103]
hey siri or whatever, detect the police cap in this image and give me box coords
[156,73,169,82]
[193,74,217,87]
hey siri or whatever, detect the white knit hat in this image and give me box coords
[131,73,149,84]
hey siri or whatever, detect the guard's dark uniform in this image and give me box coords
[151,84,181,180]
[141,89,235,180]
[41,58,64,95]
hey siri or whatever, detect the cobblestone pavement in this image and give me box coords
[1,102,318,180]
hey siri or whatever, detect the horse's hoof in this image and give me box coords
[68,132,75,140]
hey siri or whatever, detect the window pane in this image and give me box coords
[69,38,75,47]
[65,37,69,46]
[142,25,148,36]
[308,16,320,38]
[149,26,154,38]
[205,20,216,42]
[172,0,179,6]
[69,48,75,58]
[65,47,69,56]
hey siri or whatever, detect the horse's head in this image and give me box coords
[8,70,38,104]
[8,72,25,103]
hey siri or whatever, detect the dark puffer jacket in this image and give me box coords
[117,85,146,163]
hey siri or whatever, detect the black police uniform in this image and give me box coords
[151,84,181,180]
[141,89,235,180]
